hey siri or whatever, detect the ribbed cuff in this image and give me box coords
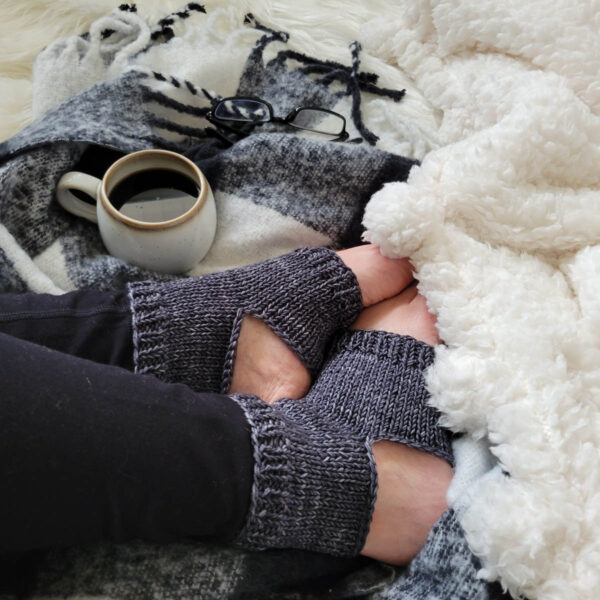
[127,280,169,381]
[305,329,453,463]
[231,393,377,557]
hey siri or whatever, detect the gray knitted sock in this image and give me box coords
[232,392,377,556]
[292,328,453,463]
[128,247,362,393]
[233,329,452,557]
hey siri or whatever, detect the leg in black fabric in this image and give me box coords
[0,290,134,369]
[0,331,253,554]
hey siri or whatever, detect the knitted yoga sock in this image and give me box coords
[128,247,362,393]
[289,328,453,462]
[233,392,376,556]
[233,328,452,556]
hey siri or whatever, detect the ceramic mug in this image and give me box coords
[56,149,217,274]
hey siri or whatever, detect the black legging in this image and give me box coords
[0,290,253,553]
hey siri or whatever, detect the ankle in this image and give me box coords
[361,440,453,565]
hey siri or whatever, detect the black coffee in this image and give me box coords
[109,169,199,223]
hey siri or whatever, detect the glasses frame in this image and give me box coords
[206,96,349,143]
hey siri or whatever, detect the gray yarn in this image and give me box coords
[128,247,362,392]
[232,329,451,556]
[128,248,451,556]
[298,329,452,462]
[232,393,376,556]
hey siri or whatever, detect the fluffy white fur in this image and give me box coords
[1,1,599,599]
[362,2,600,599]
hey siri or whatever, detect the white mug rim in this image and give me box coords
[100,149,208,231]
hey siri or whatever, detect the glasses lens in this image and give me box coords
[213,98,271,123]
[289,108,345,136]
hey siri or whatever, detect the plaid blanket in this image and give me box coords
[0,5,506,599]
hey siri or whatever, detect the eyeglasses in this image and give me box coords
[206,96,349,143]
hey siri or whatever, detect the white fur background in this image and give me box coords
[1,2,599,600]
[363,2,600,599]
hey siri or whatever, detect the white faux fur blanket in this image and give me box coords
[1,2,599,600]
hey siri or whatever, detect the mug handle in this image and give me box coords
[56,172,101,223]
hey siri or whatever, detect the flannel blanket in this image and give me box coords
[0,1,598,600]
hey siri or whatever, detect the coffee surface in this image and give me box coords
[110,169,198,223]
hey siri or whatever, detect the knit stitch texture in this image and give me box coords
[232,393,376,556]
[232,328,451,555]
[128,247,363,391]
[294,329,452,462]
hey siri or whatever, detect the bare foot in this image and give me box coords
[337,244,415,307]
[364,441,453,564]
[351,283,441,346]
[229,245,416,403]
[229,315,312,403]
[354,285,451,564]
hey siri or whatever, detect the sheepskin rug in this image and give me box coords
[1,2,599,599]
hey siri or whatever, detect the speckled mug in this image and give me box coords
[56,149,216,274]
